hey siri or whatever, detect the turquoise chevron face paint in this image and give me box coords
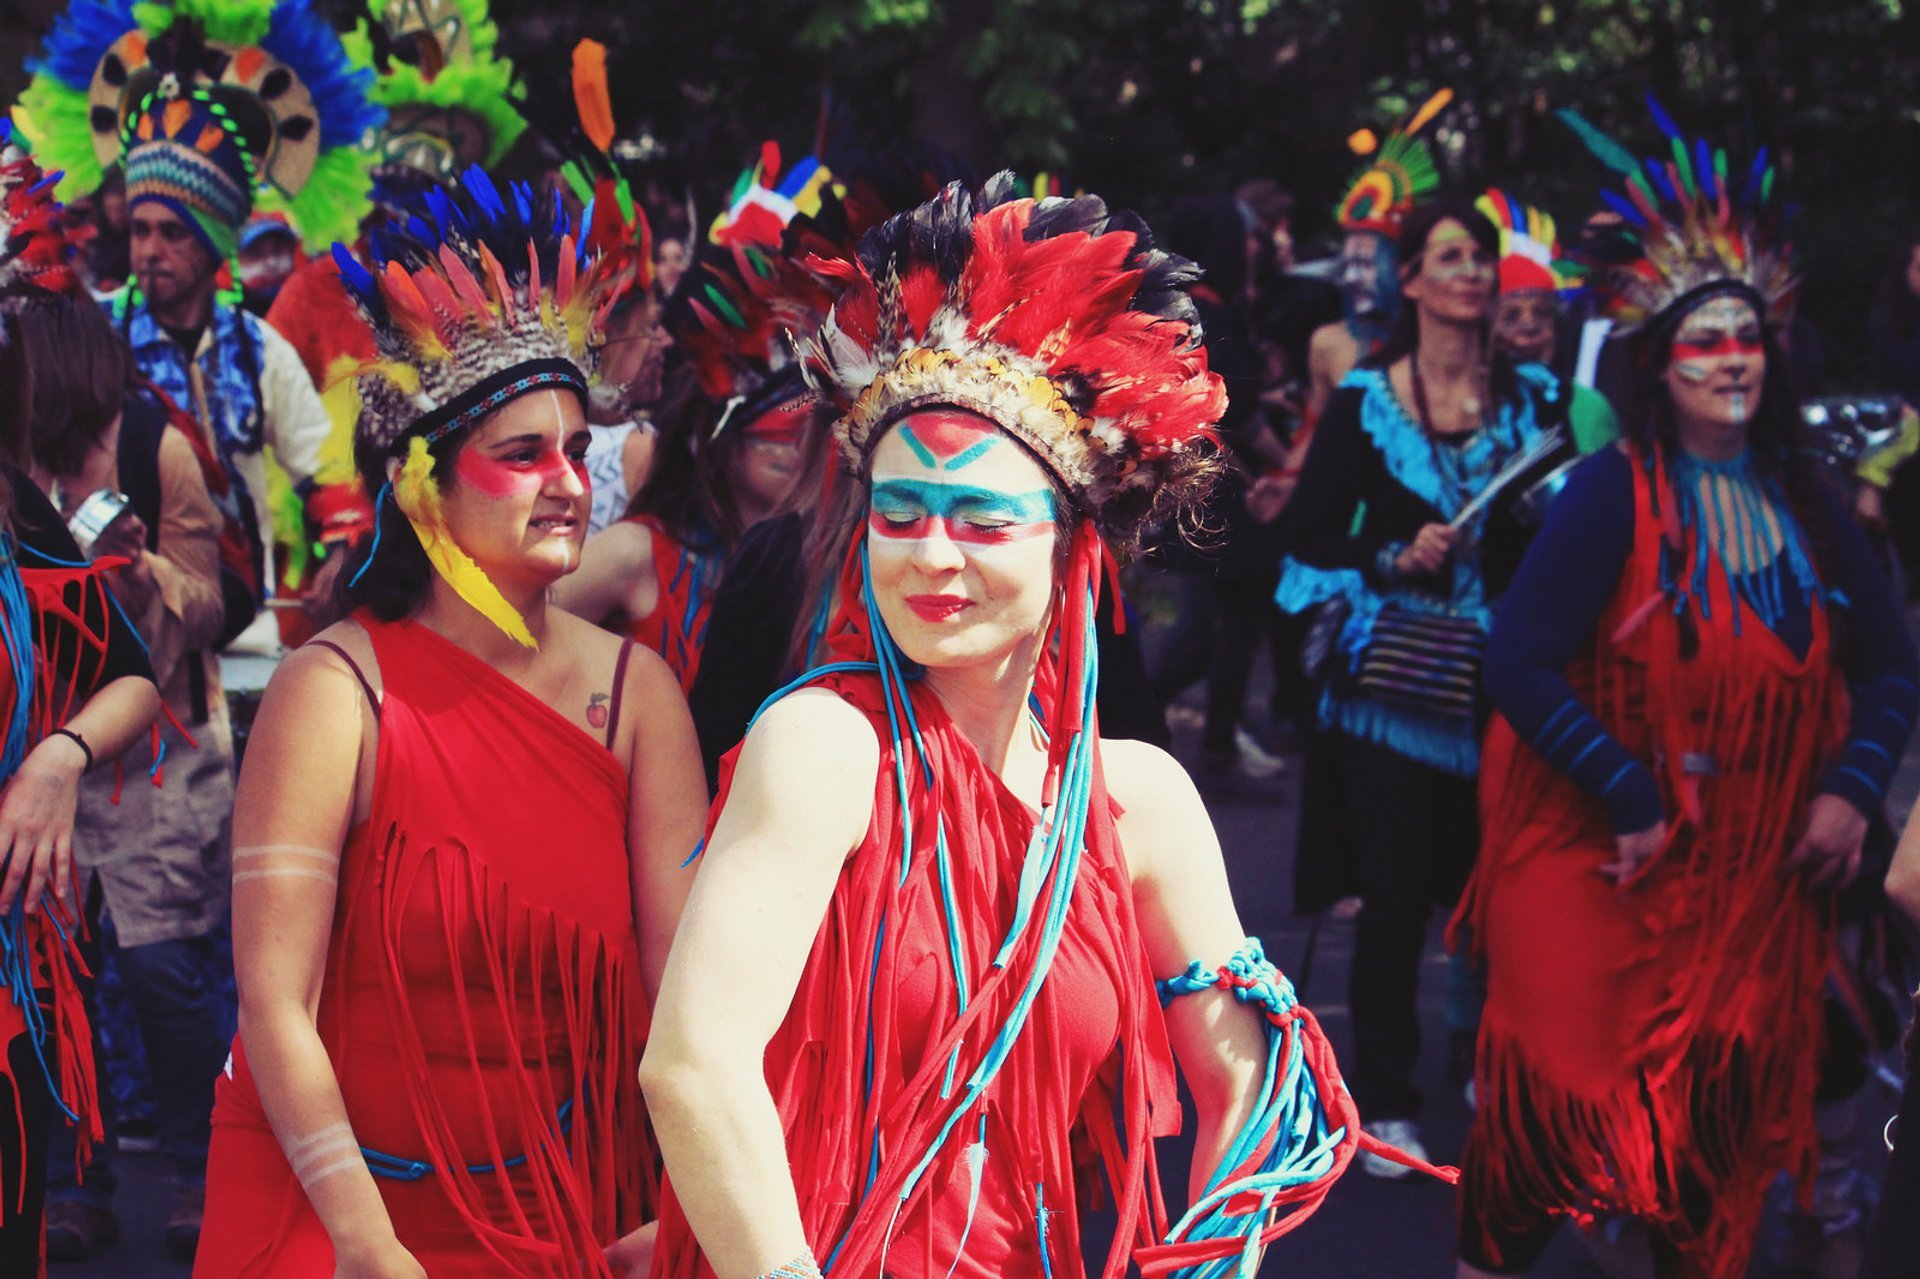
[865,408,1062,660]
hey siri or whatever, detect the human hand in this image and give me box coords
[1244,472,1295,524]
[604,1221,657,1278]
[1784,794,1870,889]
[333,1236,428,1279]
[1394,523,1461,577]
[0,734,88,915]
[88,511,147,564]
[1598,821,1668,888]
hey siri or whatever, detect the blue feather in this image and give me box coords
[463,167,507,223]
[1599,187,1648,228]
[1646,161,1676,204]
[260,0,384,147]
[1644,93,1684,142]
[512,181,534,227]
[23,0,136,92]
[331,243,377,303]
[1693,139,1714,200]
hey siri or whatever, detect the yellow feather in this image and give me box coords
[392,438,537,649]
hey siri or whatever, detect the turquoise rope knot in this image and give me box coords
[1156,939,1297,1025]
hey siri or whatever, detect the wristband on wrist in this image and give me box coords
[48,728,92,772]
[759,1252,823,1279]
[1374,541,1406,583]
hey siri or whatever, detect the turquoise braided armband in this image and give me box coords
[1157,937,1300,1025]
[759,1251,823,1279]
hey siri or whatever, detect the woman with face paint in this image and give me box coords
[642,177,1450,1279]
[1452,120,1918,1279]
[553,220,837,693]
[196,170,707,1279]
[1278,198,1575,1176]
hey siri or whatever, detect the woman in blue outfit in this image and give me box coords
[1277,198,1571,1173]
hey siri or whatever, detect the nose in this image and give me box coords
[907,518,967,574]
[544,453,588,499]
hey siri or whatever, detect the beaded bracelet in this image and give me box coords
[758,1251,823,1279]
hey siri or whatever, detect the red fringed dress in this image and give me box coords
[197,616,654,1278]
[623,515,723,692]
[651,669,1184,1279]
[1455,448,1846,1277]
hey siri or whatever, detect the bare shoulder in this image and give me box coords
[283,618,377,692]
[1102,738,1208,826]
[588,518,654,569]
[1102,738,1216,885]
[720,686,879,837]
[741,686,879,773]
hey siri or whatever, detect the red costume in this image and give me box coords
[1455,448,1844,1276]
[621,514,722,692]
[655,667,1178,1279]
[196,616,653,1278]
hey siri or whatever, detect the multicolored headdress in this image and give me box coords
[558,41,650,309]
[1475,187,1580,295]
[801,173,1225,541]
[1336,89,1451,240]
[332,166,616,647]
[709,140,836,249]
[1560,99,1798,335]
[0,122,84,316]
[15,0,381,253]
[341,0,525,192]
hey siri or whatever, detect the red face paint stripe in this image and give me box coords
[1671,335,1763,362]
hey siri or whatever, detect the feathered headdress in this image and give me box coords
[557,40,650,308]
[801,172,1225,541]
[15,0,383,252]
[332,165,617,647]
[1336,88,1451,239]
[1475,187,1580,295]
[0,122,84,317]
[340,0,525,190]
[1559,98,1798,334]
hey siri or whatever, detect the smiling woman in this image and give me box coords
[196,169,707,1279]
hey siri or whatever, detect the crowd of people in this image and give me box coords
[2,1,1920,1277]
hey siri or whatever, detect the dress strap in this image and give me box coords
[309,640,380,723]
[605,639,635,748]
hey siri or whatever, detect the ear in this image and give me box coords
[385,455,404,486]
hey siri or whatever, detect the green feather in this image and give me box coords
[1670,138,1696,199]
[256,147,372,250]
[1555,109,1641,177]
[136,0,272,47]
[1761,168,1776,203]
[15,78,105,200]
[370,60,525,167]
[703,282,744,330]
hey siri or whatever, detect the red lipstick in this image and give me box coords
[906,594,971,622]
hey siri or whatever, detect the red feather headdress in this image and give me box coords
[801,173,1225,534]
[0,125,83,318]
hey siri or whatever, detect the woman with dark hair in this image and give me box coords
[196,171,705,1278]
[553,227,834,693]
[0,131,161,1274]
[17,292,229,1260]
[1453,124,1916,1278]
[1277,197,1572,1174]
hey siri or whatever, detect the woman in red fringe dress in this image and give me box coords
[193,169,706,1279]
[642,175,1453,1279]
[1452,115,1919,1277]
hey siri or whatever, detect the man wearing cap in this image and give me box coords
[114,85,331,651]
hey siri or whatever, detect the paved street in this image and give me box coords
[65,690,1912,1278]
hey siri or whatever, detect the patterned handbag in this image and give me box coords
[1356,603,1485,718]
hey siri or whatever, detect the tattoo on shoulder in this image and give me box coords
[587,691,610,730]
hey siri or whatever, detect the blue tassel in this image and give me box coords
[346,482,391,589]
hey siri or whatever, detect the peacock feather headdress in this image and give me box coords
[16,0,382,252]
[1336,88,1451,240]
[1475,187,1581,295]
[1559,97,1797,335]
[0,122,84,317]
[801,172,1225,546]
[340,0,524,190]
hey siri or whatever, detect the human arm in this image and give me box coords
[1785,481,1920,887]
[550,521,656,628]
[101,428,226,682]
[1484,448,1668,886]
[622,424,656,504]
[619,643,710,999]
[256,318,333,492]
[637,689,876,1277]
[227,638,422,1276]
[1106,740,1272,1206]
